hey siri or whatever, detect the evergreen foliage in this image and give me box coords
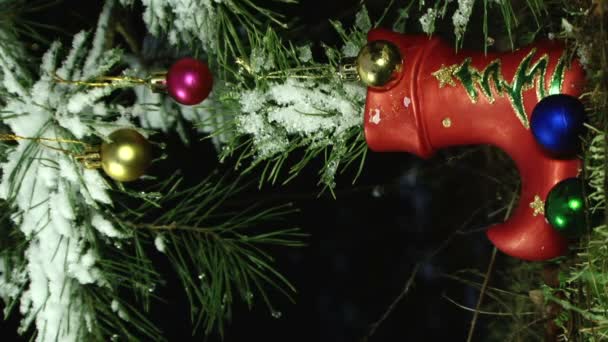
[0,0,607,341]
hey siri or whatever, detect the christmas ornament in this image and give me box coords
[166,58,214,105]
[100,129,153,182]
[530,94,586,157]
[545,178,586,238]
[359,28,586,261]
[356,40,403,88]
[53,58,213,106]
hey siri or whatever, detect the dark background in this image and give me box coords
[0,1,519,341]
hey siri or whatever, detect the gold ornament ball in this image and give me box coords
[101,129,152,182]
[356,40,403,88]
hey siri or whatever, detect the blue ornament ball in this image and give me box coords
[530,94,586,157]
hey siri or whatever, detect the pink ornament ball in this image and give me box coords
[166,58,213,105]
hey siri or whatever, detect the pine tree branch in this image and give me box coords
[466,247,498,342]
[442,292,536,316]
[363,263,420,341]
[465,187,520,341]
[113,173,305,336]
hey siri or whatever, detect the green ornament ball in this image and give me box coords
[545,178,586,238]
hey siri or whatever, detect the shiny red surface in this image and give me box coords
[166,58,213,106]
[363,28,585,261]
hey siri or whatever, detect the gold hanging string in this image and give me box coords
[262,65,336,80]
[52,73,147,87]
[235,58,359,82]
[52,72,167,92]
[0,133,102,169]
[0,133,91,147]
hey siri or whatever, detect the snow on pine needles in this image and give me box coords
[120,0,219,48]
[236,78,364,161]
[0,2,143,341]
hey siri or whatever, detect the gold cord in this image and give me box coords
[235,58,359,81]
[0,133,102,169]
[52,73,148,88]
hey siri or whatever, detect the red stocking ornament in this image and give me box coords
[360,29,585,261]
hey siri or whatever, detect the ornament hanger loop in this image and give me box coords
[338,60,360,82]
[74,150,102,169]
